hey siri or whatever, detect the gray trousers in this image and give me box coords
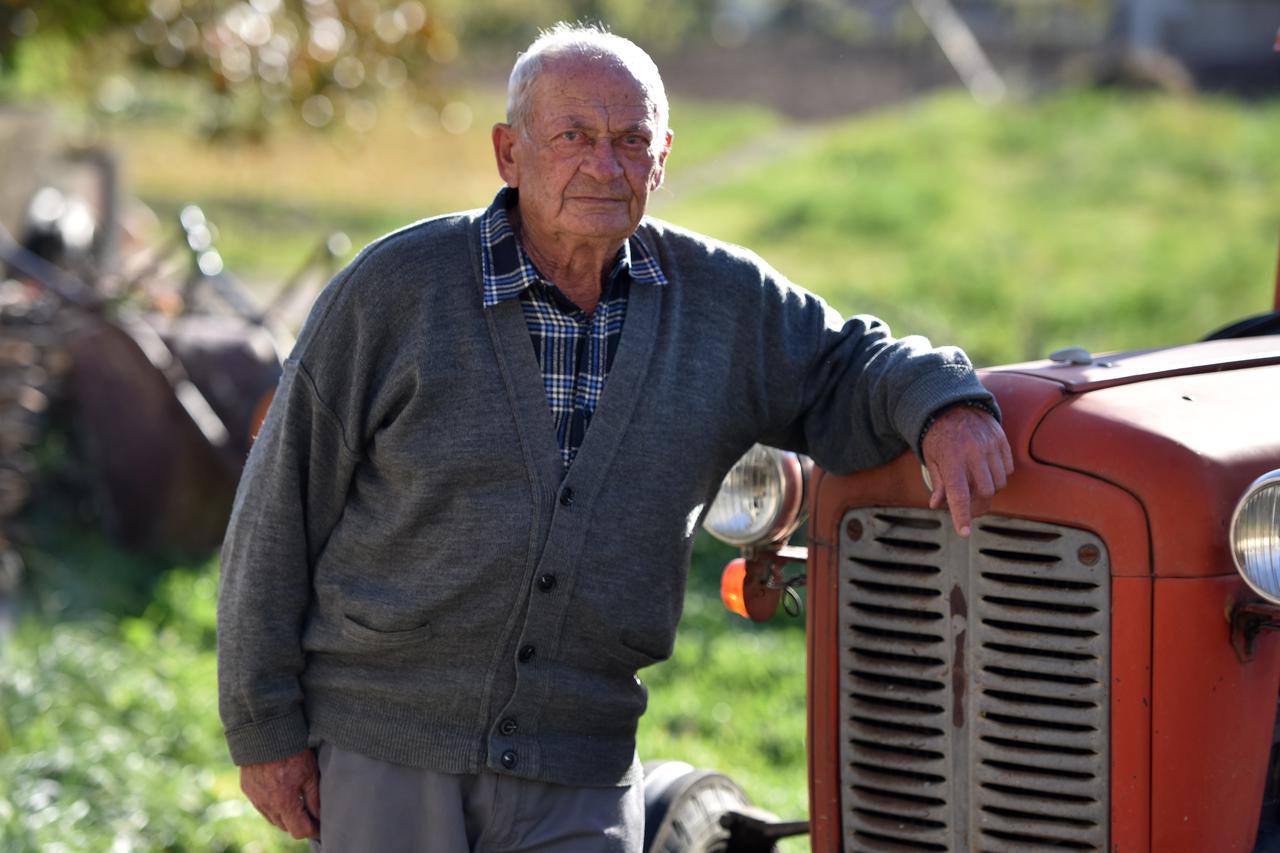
[310,743,644,853]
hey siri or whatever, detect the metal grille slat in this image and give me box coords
[839,509,1109,852]
[979,676,1104,705]
[978,696,1102,726]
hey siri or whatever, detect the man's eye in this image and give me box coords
[561,131,582,142]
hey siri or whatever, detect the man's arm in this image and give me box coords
[217,358,360,837]
[741,278,1009,518]
[920,404,1013,537]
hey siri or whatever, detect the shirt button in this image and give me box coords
[499,718,518,736]
[559,487,575,507]
[537,574,557,592]
[518,644,536,663]
[501,750,518,769]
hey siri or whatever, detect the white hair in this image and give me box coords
[505,22,669,143]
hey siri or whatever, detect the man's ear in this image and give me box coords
[493,122,519,187]
[650,128,674,191]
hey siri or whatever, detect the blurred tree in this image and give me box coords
[0,0,1110,138]
[0,1,147,67]
[0,0,452,138]
[0,0,728,137]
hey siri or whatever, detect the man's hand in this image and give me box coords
[921,405,1013,537]
[240,749,321,840]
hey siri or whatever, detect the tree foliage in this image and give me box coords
[0,1,148,63]
[1,0,454,137]
[0,0,1117,137]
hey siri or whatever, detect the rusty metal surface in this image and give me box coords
[1151,576,1280,853]
[992,335,1280,394]
[64,316,243,552]
[1031,362,1280,579]
[806,370,1155,852]
[0,148,306,558]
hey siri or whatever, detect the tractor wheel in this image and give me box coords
[643,760,772,853]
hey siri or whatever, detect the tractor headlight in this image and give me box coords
[703,444,809,547]
[1231,469,1280,604]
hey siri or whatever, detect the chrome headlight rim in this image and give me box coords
[703,444,810,548]
[1230,468,1280,605]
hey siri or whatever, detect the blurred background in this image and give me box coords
[0,1,1276,849]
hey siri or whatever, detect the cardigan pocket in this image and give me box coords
[602,630,673,672]
[340,614,433,648]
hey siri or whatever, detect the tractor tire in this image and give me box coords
[1203,310,1280,341]
[643,760,773,853]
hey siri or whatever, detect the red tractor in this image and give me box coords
[643,257,1280,853]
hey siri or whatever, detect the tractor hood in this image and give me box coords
[984,335,1280,577]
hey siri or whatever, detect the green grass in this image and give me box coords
[661,90,1280,366]
[637,536,810,827]
[2,525,799,851]
[6,86,1279,850]
[1,554,281,851]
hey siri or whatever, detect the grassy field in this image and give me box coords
[4,86,1279,850]
[107,90,782,279]
[659,91,1279,366]
[108,88,1279,366]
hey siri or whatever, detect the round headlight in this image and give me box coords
[703,444,809,547]
[1231,469,1280,604]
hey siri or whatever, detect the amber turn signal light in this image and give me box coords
[720,558,750,619]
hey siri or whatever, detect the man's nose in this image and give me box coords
[580,137,624,180]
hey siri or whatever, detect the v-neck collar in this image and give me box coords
[474,191,668,496]
[484,276,661,490]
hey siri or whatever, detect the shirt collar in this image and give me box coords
[480,187,667,308]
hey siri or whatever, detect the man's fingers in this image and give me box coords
[943,465,973,537]
[260,808,285,833]
[970,452,996,501]
[302,772,322,824]
[926,460,945,509]
[968,490,993,524]
[280,797,319,840]
[920,405,1016,537]
[987,453,1008,492]
[984,430,1010,491]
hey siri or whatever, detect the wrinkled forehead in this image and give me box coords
[529,56,662,126]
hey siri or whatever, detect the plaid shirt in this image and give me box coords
[480,189,668,468]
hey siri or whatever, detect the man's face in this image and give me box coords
[493,57,672,246]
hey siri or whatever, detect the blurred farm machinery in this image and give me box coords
[0,136,347,588]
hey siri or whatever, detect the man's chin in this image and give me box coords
[559,212,642,242]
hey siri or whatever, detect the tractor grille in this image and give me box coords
[838,508,1110,852]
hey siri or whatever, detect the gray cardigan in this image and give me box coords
[216,209,996,786]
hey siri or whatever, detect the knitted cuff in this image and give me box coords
[225,707,310,767]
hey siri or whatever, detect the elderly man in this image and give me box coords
[217,22,1012,852]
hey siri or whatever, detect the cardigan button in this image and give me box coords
[559,487,575,507]
[518,644,536,662]
[501,750,518,769]
[537,574,557,592]
[499,718,518,736]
